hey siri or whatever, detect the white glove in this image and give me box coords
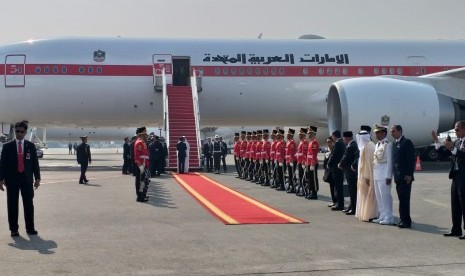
[302,164,306,169]
[310,166,315,171]
[139,165,144,172]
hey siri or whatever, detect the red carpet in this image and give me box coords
[173,173,308,225]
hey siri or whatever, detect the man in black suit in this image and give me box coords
[76,135,92,184]
[0,121,41,237]
[122,137,130,174]
[212,135,222,174]
[220,137,228,172]
[338,131,359,215]
[149,135,164,176]
[390,125,415,228]
[433,121,465,238]
[328,130,346,211]
[176,137,187,174]
[203,138,213,172]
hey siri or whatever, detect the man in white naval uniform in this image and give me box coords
[372,124,394,225]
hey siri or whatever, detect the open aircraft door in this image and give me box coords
[5,55,26,87]
[153,54,172,85]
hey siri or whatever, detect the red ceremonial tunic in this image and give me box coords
[246,141,254,159]
[306,139,320,166]
[255,141,263,160]
[233,141,241,157]
[240,140,247,158]
[134,138,149,167]
[285,139,297,163]
[275,140,285,163]
[296,139,308,164]
[262,140,271,160]
[270,140,277,160]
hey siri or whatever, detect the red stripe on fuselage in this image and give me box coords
[1,64,461,77]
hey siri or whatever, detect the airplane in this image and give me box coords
[29,126,162,143]
[1,36,465,149]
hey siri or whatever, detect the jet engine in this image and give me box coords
[327,77,465,146]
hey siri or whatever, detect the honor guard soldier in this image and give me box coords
[296,128,309,196]
[134,127,150,202]
[254,130,263,183]
[275,129,286,191]
[285,128,297,193]
[270,129,278,188]
[247,131,257,181]
[243,132,252,180]
[233,133,241,178]
[261,129,271,186]
[239,131,247,178]
[306,126,320,199]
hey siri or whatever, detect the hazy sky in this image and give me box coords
[1,0,465,44]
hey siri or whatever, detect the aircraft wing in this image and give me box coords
[422,67,465,79]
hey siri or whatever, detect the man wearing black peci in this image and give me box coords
[338,130,359,215]
[0,121,41,237]
[328,130,346,211]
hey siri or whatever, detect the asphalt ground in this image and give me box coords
[0,148,463,276]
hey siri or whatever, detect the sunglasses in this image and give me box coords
[15,130,25,133]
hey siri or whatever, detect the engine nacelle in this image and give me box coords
[327,77,460,146]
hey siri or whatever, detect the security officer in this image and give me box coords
[122,137,131,175]
[285,128,297,193]
[296,128,309,196]
[212,135,222,174]
[134,127,150,202]
[306,126,320,199]
[76,135,91,184]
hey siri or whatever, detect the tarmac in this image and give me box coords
[0,148,464,276]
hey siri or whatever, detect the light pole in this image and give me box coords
[158,127,162,137]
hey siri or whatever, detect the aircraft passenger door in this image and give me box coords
[5,55,26,87]
[172,57,191,86]
[153,54,172,85]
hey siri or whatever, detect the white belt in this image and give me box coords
[296,153,302,156]
[140,155,149,159]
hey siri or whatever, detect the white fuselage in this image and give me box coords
[1,37,465,128]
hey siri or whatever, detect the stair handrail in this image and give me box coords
[191,69,202,167]
[161,68,169,148]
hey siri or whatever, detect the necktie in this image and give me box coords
[17,141,24,173]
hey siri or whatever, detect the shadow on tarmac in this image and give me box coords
[145,176,177,209]
[410,222,449,235]
[8,235,57,254]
